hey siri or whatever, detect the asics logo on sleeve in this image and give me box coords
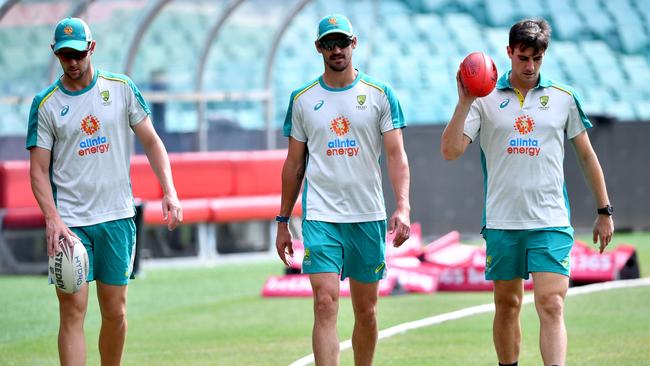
[499,99,510,109]
[61,105,70,116]
[314,100,324,110]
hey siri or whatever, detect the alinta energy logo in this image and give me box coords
[508,114,540,156]
[326,116,359,157]
[78,115,110,156]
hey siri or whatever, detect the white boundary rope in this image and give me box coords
[289,278,650,366]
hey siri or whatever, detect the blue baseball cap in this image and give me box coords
[52,18,92,52]
[317,14,354,41]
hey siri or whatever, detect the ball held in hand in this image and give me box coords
[48,237,89,294]
[460,52,498,97]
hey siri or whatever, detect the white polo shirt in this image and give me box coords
[26,69,150,227]
[283,70,405,223]
[464,71,591,230]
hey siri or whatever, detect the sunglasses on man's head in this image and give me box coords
[319,36,353,51]
[55,49,90,61]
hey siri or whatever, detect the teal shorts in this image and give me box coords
[482,228,573,280]
[301,220,387,283]
[71,217,137,286]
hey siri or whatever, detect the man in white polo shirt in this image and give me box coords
[441,18,614,366]
[27,17,182,365]
[275,14,411,365]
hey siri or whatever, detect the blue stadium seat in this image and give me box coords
[420,0,452,12]
[580,41,628,91]
[406,41,433,59]
[0,103,27,136]
[583,86,615,104]
[634,0,650,30]
[444,13,484,55]
[635,101,650,121]
[512,0,548,19]
[550,11,586,41]
[575,0,615,39]
[484,0,517,27]
[455,0,482,8]
[603,0,640,26]
[606,101,638,121]
[620,55,650,89]
[412,13,444,32]
[378,0,410,17]
[617,21,648,54]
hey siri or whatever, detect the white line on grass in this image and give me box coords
[289,277,650,366]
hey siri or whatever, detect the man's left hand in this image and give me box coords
[593,215,614,254]
[388,209,410,248]
[162,194,183,231]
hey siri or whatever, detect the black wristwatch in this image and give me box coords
[275,215,290,223]
[597,205,614,216]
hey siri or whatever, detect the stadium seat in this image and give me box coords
[551,11,586,41]
[512,0,548,19]
[617,21,648,54]
[485,27,508,54]
[455,0,482,8]
[606,101,638,121]
[603,0,640,26]
[635,101,650,121]
[412,13,444,34]
[484,0,517,27]
[635,0,650,28]
[575,0,615,38]
[620,55,650,88]
[420,0,452,12]
[581,86,616,116]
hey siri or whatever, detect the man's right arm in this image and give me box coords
[440,71,475,160]
[275,137,307,266]
[29,147,76,256]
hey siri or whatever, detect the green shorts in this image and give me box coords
[482,227,573,280]
[71,217,137,286]
[301,220,387,283]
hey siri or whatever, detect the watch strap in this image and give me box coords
[597,205,613,216]
[275,215,290,223]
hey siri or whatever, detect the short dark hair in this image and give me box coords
[509,18,551,53]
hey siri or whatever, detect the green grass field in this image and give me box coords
[0,232,648,365]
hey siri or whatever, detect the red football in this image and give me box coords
[459,52,498,97]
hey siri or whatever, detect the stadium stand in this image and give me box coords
[1,0,649,141]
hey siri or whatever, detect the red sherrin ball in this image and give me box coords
[459,52,498,97]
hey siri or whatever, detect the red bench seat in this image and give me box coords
[2,149,296,236]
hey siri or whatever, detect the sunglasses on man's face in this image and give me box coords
[319,37,353,51]
[55,50,90,61]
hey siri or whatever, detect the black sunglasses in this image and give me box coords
[319,36,353,51]
[55,49,90,61]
